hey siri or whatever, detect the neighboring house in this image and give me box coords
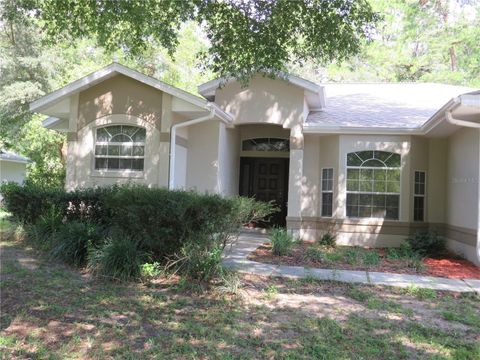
[0,149,30,185]
[30,63,480,265]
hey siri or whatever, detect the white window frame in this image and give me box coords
[93,125,146,173]
[413,170,427,222]
[321,167,334,217]
[345,151,402,221]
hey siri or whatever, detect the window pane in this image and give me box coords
[386,169,400,182]
[108,145,120,156]
[132,159,144,170]
[356,151,373,162]
[120,144,133,156]
[322,193,333,217]
[360,169,373,181]
[347,153,362,166]
[96,128,110,142]
[385,153,401,167]
[119,159,132,169]
[373,181,386,193]
[374,169,386,181]
[385,207,399,220]
[111,134,132,142]
[386,181,400,193]
[347,169,360,180]
[95,145,107,156]
[95,158,107,169]
[346,193,359,206]
[347,179,359,191]
[359,180,372,192]
[132,128,146,142]
[347,205,359,217]
[107,125,121,137]
[374,151,392,163]
[107,158,119,169]
[372,195,385,207]
[132,146,144,156]
[414,196,424,221]
[362,159,384,167]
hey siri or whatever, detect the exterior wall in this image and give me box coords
[78,75,163,130]
[0,161,27,184]
[426,139,447,223]
[444,128,479,265]
[186,120,221,193]
[289,134,432,246]
[218,124,240,196]
[214,76,305,129]
[66,114,161,189]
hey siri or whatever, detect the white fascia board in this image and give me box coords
[460,94,480,108]
[30,63,210,113]
[0,158,30,164]
[198,72,323,96]
[303,125,424,135]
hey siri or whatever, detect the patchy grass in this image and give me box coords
[1,237,479,359]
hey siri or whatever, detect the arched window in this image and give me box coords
[346,150,401,220]
[94,125,146,171]
[242,138,289,152]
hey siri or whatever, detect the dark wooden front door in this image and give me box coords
[239,157,289,226]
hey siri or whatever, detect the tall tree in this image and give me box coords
[24,0,379,82]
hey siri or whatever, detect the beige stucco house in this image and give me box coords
[30,63,480,265]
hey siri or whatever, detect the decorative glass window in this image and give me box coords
[321,168,334,217]
[413,171,426,222]
[94,125,146,171]
[242,138,289,152]
[346,151,401,220]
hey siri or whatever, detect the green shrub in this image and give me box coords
[407,231,444,256]
[318,232,336,247]
[1,183,275,282]
[304,246,324,262]
[270,227,294,256]
[88,234,148,281]
[51,221,104,266]
[140,262,163,280]
[362,251,380,266]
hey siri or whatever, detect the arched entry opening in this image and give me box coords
[238,125,290,226]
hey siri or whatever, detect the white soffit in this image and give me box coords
[198,73,326,109]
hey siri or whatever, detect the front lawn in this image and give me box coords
[1,237,480,359]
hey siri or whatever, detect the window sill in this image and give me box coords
[90,170,145,179]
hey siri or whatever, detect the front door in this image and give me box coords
[239,157,289,226]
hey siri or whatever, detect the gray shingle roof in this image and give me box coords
[0,149,30,163]
[306,83,476,129]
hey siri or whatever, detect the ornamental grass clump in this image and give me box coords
[270,226,294,256]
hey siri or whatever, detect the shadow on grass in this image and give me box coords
[1,241,479,359]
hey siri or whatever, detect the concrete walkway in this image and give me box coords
[222,233,480,293]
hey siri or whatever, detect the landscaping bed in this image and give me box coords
[248,242,480,279]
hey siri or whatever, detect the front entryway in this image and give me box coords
[239,157,289,226]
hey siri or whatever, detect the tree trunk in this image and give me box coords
[449,46,457,72]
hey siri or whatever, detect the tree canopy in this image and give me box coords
[10,0,379,81]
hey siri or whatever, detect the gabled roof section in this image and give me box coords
[32,63,205,111]
[198,72,326,109]
[0,149,30,164]
[30,63,233,124]
[304,83,478,135]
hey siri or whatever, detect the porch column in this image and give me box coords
[65,133,77,191]
[287,124,304,219]
[159,92,172,188]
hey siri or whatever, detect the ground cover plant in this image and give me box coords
[248,241,480,279]
[0,233,479,359]
[0,183,275,282]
